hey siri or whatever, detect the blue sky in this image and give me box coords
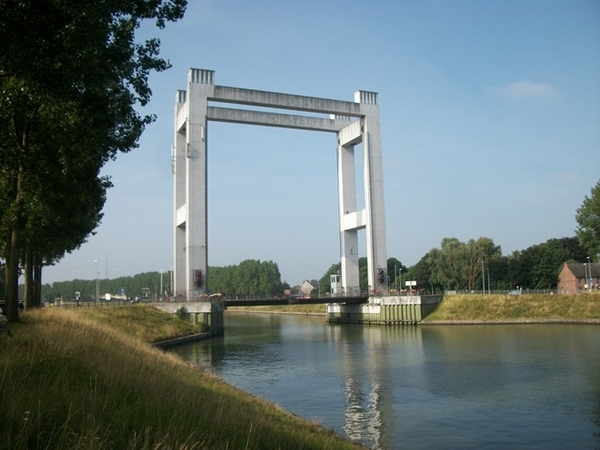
[43,0,600,287]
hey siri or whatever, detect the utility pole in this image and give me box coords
[482,261,486,295]
[94,260,99,303]
[587,257,591,291]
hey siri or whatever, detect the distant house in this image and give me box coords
[299,281,315,297]
[558,262,600,293]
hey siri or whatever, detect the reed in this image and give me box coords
[0,306,363,450]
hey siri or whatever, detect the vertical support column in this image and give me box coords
[356,91,388,294]
[173,68,215,299]
[337,143,360,295]
[173,90,187,298]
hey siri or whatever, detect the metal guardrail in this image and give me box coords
[44,300,132,308]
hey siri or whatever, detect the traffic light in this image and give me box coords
[377,269,385,284]
[195,270,203,288]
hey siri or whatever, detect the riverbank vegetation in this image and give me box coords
[0,306,362,450]
[423,292,600,322]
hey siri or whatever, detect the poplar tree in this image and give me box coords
[0,0,187,321]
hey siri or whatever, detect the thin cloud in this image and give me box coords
[488,80,560,101]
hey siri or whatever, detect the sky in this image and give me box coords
[43,0,600,287]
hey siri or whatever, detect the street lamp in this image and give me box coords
[94,259,99,302]
[398,268,402,295]
[482,261,486,295]
[587,256,591,291]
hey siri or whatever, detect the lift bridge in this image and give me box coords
[155,290,442,329]
[221,295,368,307]
[173,68,386,301]
[166,69,442,328]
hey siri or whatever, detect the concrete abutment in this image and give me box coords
[326,295,443,324]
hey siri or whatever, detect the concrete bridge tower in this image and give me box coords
[173,68,387,299]
[337,91,387,296]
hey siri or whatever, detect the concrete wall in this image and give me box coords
[326,295,442,324]
[154,301,224,335]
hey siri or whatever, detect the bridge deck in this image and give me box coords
[223,296,368,307]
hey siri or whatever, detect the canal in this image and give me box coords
[170,311,600,449]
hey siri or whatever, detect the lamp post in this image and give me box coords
[399,268,402,295]
[94,259,99,303]
[482,261,486,295]
[587,256,591,291]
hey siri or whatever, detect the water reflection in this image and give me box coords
[328,324,422,448]
[171,314,600,450]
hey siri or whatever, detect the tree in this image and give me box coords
[506,237,586,289]
[429,238,466,290]
[386,257,407,291]
[0,1,187,322]
[429,237,501,291]
[0,261,4,301]
[576,179,600,260]
[404,252,440,293]
[318,263,341,295]
[208,260,283,297]
[471,237,502,292]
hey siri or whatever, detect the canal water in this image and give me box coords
[170,312,600,449]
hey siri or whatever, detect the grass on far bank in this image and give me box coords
[0,306,363,450]
[423,292,600,322]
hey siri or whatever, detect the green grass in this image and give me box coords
[0,306,363,450]
[423,292,600,322]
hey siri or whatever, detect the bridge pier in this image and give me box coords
[154,302,225,335]
[326,295,442,324]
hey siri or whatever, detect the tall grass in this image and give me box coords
[423,292,600,322]
[0,306,362,450]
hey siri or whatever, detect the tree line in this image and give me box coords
[29,232,589,302]
[37,260,290,302]
[0,1,187,322]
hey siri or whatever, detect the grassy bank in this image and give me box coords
[0,306,362,450]
[423,292,600,322]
